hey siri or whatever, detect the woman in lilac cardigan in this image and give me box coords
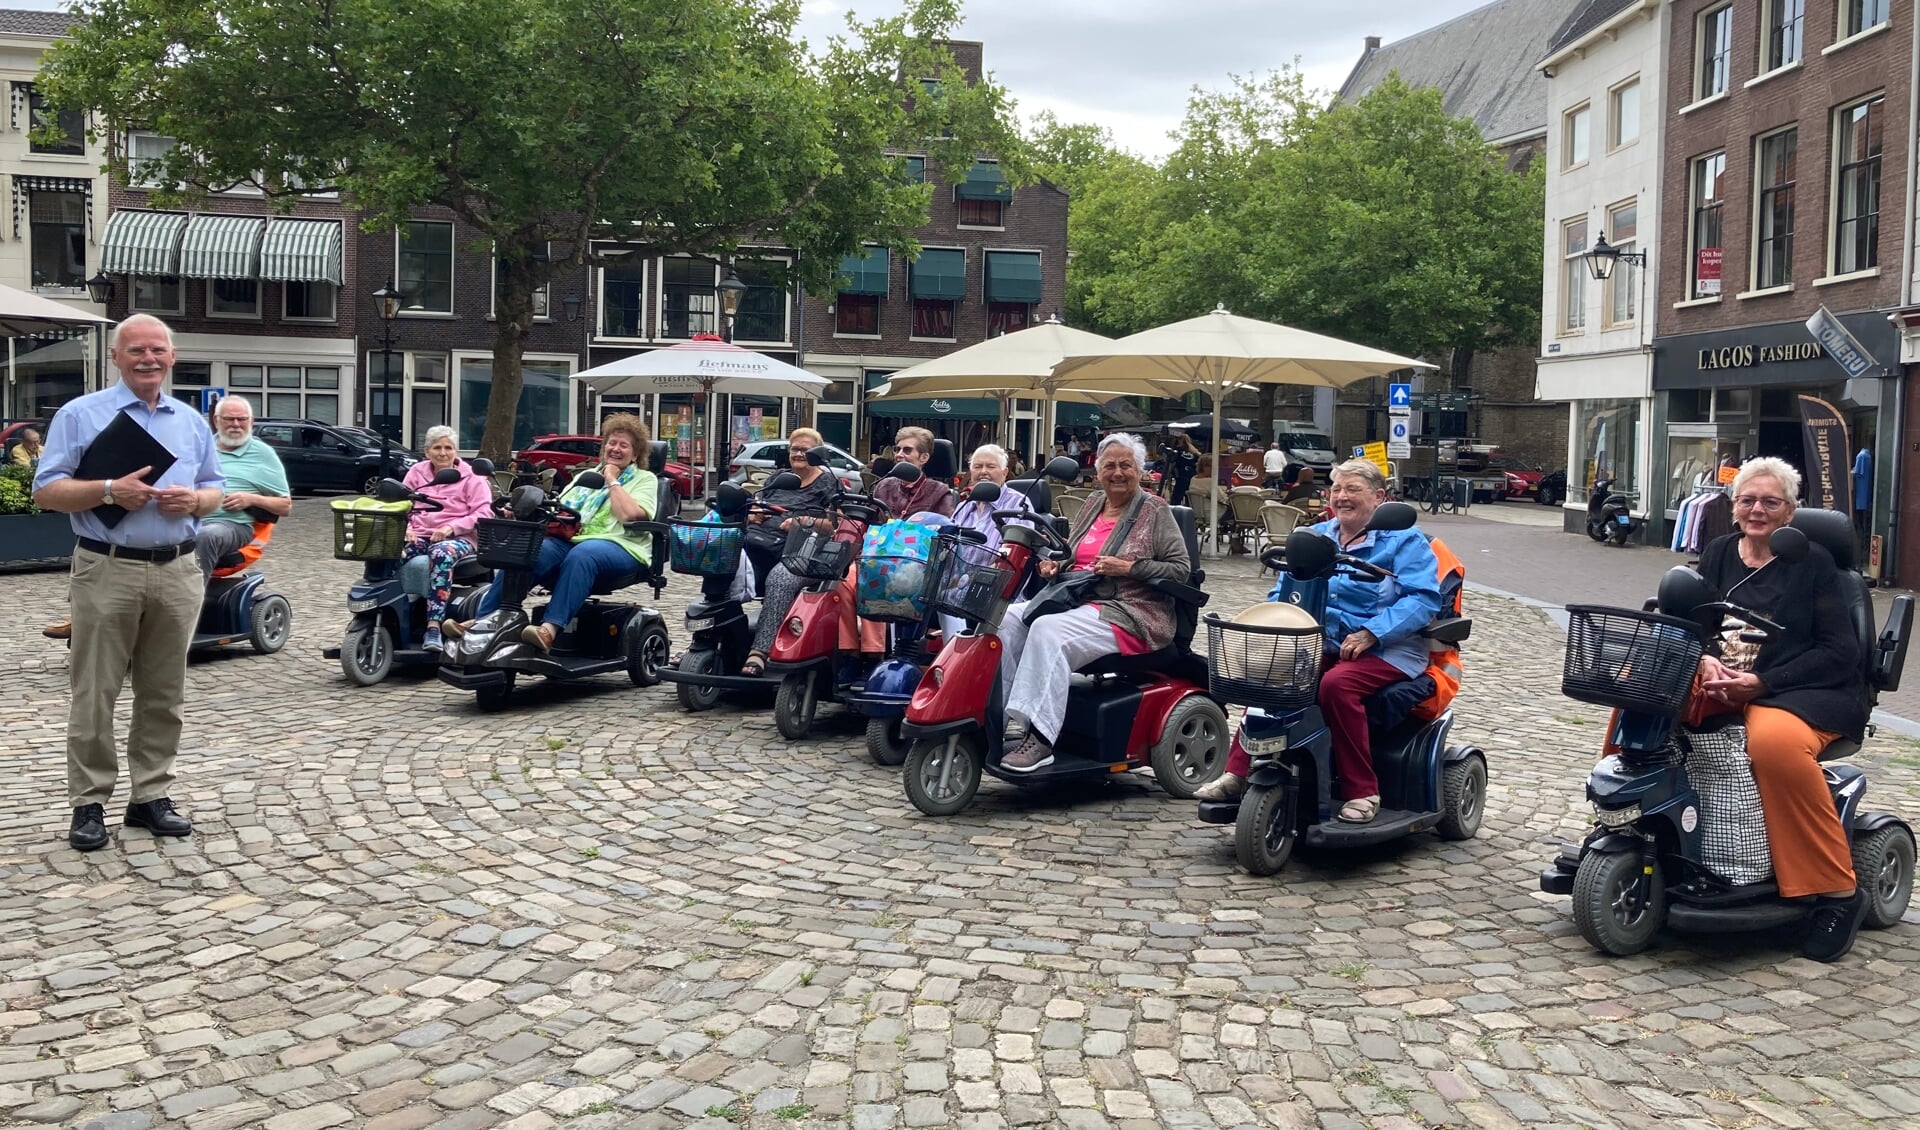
[401,426,494,651]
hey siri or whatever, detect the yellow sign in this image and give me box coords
[1361,441,1390,475]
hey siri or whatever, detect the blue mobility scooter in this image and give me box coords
[192,511,292,655]
[1196,502,1486,875]
[322,461,496,685]
[1539,510,1915,955]
[435,443,676,711]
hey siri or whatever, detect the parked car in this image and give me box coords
[254,419,417,495]
[1271,421,1338,475]
[1485,455,1545,500]
[517,434,696,498]
[1535,468,1569,508]
[728,439,865,491]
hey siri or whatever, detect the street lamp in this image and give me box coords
[371,281,401,481]
[84,272,115,305]
[1583,232,1647,281]
[561,292,582,323]
[716,263,748,343]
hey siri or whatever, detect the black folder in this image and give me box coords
[72,409,180,529]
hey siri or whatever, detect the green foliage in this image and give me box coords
[41,0,1025,458]
[0,464,38,516]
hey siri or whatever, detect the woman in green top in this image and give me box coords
[450,414,658,652]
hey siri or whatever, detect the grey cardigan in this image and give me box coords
[1060,489,1190,650]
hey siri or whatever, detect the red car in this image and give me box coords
[1485,455,1545,500]
[516,434,697,499]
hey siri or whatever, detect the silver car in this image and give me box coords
[727,439,866,491]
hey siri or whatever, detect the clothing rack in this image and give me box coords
[1671,483,1731,554]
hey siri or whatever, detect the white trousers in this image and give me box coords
[999,601,1121,744]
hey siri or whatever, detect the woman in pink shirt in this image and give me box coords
[401,426,495,651]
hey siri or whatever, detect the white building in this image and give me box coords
[1535,0,1667,530]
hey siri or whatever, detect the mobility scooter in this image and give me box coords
[323,462,496,685]
[898,497,1228,816]
[435,444,676,711]
[1194,502,1487,875]
[192,511,292,655]
[1540,509,1915,955]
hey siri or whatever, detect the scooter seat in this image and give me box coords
[1080,645,1207,686]
[452,559,492,584]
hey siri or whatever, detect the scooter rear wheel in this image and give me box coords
[1587,523,1609,543]
[774,671,819,740]
[675,651,723,712]
[1572,849,1665,955]
[1149,696,1227,798]
[340,623,394,686]
[1234,781,1296,876]
[249,594,292,654]
[627,622,670,687]
[904,735,983,816]
[867,717,910,767]
[1436,754,1487,840]
[1852,824,1916,929]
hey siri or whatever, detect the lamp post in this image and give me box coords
[1582,232,1647,281]
[371,282,401,481]
[84,272,115,305]
[716,263,748,343]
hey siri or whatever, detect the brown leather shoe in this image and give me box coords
[41,619,71,640]
[520,623,556,652]
[441,619,469,641]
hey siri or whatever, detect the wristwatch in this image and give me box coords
[102,481,114,507]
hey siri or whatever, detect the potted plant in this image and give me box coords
[0,464,73,565]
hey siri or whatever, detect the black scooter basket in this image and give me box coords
[474,518,546,571]
[1204,614,1323,710]
[1562,605,1706,718]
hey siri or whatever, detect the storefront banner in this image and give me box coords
[1796,394,1849,513]
[1805,305,1879,380]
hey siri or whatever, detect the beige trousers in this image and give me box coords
[66,547,201,807]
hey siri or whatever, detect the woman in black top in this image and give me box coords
[741,428,841,674]
[1695,457,1867,961]
[1164,432,1200,507]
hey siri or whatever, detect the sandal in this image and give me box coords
[1337,795,1381,824]
[741,653,767,677]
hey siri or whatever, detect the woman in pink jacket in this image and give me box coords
[402,426,495,651]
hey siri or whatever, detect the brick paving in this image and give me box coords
[2,501,1918,1129]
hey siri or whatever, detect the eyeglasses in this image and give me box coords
[215,416,251,424]
[1733,495,1789,512]
[893,445,922,455]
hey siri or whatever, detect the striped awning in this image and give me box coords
[10,175,92,240]
[99,209,188,277]
[178,213,265,280]
[260,218,342,285]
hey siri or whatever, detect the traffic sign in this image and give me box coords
[1387,417,1411,460]
[199,388,228,413]
[1388,382,1413,411]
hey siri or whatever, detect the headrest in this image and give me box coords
[1022,478,1053,514]
[649,440,670,473]
[1790,508,1855,571]
[928,438,956,482]
[469,457,495,477]
[1168,504,1199,564]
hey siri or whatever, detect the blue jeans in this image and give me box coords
[476,538,642,627]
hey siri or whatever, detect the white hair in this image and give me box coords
[210,395,252,420]
[1731,456,1801,504]
[1330,459,1387,492]
[969,443,1008,469]
[424,425,458,448]
[1096,432,1149,467]
[111,313,175,349]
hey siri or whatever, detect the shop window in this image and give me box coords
[987,302,1030,337]
[1562,103,1590,169]
[836,293,880,336]
[1754,128,1796,289]
[1689,152,1726,298]
[661,256,718,339]
[458,357,570,451]
[1605,202,1637,327]
[1574,397,1640,501]
[396,222,453,313]
[1696,4,1733,102]
[1841,0,1891,40]
[28,190,85,290]
[1763,1,1804,71]
[1608,79,1639,150]
[208,278,260,319]
[1560,217,1587,333]
[911,298,955,340]
[170,362,211,390]
[1833,95,1883,275]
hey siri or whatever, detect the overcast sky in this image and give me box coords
[796,0,1500,157]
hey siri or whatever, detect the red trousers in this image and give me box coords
[1226,652,1405,800]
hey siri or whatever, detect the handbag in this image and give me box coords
[1021,497,1144,626]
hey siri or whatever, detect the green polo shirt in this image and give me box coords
[205,436,291,525]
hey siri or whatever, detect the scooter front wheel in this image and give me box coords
[1572,849,1665,955]
[1234,781,1296,876]
[904,734,984,816]
[867,717,910,767]
[340,623,394,686]
[675,651,723,712]
[475,672,516,713]
[774,671,819,740]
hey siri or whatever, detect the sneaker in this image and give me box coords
[1801,889,1867,963]
[1194,772,1246,802]
[422,628,444,653]
[1000,734,1054,773]
[441,619,469,641]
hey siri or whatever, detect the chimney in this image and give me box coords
[1365,35,1381,51]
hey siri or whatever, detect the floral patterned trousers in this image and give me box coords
[402,538,476,627]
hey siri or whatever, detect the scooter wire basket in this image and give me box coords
[782,521,854,581]
[1562,605,1706,718]
[474,517,547,571]
[330,500,411,562]
[667,519,746,577]
[1204,614,1324,710]
[929,539,1014,626]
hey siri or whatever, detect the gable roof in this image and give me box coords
[1336,0,1585,144]
[0,8,75,38]
[1545,0,1639,58]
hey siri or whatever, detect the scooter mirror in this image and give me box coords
[508,485,544,519]
[374,478,413,503]
[1656,565,1715,619]
[1043,456,1082,482]
[967,481,1003,504]
[1769,525,1809,564]
[572,471,607,492]
[468,457,495,477]
[805,447,832,467]
[1282,528,1337,580]
[764,471,803,492]
[714,480,752,518]
[1366,501,1418,532]
[431,466,463,486]
[889,462,924,484]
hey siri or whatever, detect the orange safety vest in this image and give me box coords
[1410,535,1466,721]
[210,519,275,579]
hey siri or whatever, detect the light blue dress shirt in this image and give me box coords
[33,381,224,549]
[1268,519,1444,677]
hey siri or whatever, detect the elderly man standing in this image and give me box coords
[32,315,224,851]
[196,397,291,578]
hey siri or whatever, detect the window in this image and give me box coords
[1560,217,1588,333]
[836,294,880,336]
[899,155,926,184]
[1575,398,1641,499]
[1605,202,1638,326]
[1842,0,1891,40]
[1834,96,1884,274]
[28,191,85,290]
[26,87,82,155]
[599,255,646,338]
[127,131,176,188]
[958,198,1004,227]
[1689,152,1727,298]
[208,279,260,319]
[912,298,955,340]
[1754,129,1796,289]
[1608,80,1640,150]
[396,222,453,314]
[661,256,718,339]
[1697,5,1733,101]
[988,302,1030,337]
[229,364,338,424]
[459,357,570,451]
[1563,103,1590,168]
[732,259,788,343]
[283,281,337,321]
[492,244,550,320]
[132,276,182,315]
[1763,1,1805,71]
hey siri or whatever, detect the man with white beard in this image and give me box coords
[194,396,290,578]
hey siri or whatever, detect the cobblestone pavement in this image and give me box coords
[3,502,1919,1130]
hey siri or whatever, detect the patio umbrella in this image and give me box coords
[1051,305,1433,554]
[573,334,830,496]
[1174,412,1258,444]
[0,282,110,338]
[866,379,1139,451]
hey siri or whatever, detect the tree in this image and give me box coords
[41,0,1025,459]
